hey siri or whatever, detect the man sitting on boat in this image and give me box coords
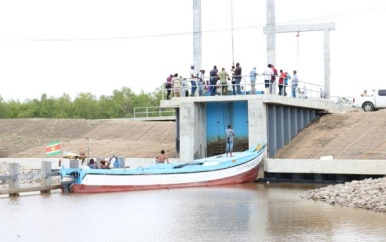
[156,150,169,164]
[100,160,111,169]
[88,159,98,169]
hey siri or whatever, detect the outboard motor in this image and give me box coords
[60,171,79,193]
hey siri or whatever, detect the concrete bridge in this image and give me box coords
[161,94,354,161]
[158,95,386,183]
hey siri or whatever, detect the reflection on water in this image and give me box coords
[1,183,386,242]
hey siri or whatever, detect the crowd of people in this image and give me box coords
[165,63,308,99]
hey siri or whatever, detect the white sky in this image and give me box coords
[0,0,385,101]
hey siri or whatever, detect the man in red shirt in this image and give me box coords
[278,69,287,96]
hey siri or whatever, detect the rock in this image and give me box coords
[303,177,386,213]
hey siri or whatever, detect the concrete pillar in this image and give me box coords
[267,105,277,158]
[179,102,206,161]
[297,108,303,132]
[248,100,267,148]
[266,0,276,66]
[276,106,284,149]
[193,0,202,71]
[41,161,51,194]
[283,106,291,144]
[9,163,19,196]
[324,30,331,99]
[290,108,297,139]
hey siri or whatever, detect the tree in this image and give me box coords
[73,93,100,119]
[0,85,165,119]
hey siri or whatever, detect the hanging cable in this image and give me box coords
[296,31,300,70]
[230,0,235,66]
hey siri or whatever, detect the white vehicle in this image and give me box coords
[353,89,386,112]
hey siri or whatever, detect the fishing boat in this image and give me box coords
[59,142,266,193]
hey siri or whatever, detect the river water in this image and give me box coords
[1,182,386,242]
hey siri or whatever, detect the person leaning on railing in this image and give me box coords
[292,70,299,98]
[218,67,229,95]
[198,70,205,96]
[249,67,257,95]
[172,74,181,97]
[165,74,173,100]
[263,64,274,94]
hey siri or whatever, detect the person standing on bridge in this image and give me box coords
[234,63,242,95]
[209,66,219,96]
[197,69,205,96]
[166,74,173,100]
[292,70,299,98]
[271,65,278,94]
[263,64,274,94]
[284,71,291,96]
[278,69,286,96]
[249,67,257,94]
[190,65,198,97]
[218,67,229,95]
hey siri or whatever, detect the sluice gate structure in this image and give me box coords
[160,94,384,183]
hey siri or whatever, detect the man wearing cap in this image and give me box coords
[190,65,198,97]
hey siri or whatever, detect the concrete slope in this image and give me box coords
[1,109,386,159]
[275,109,386,159]
[0,119,176,158]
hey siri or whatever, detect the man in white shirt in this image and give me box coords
[197,69,205,96]
[263,64,274,94]
[190,65,198,97]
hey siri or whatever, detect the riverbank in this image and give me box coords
[1,113,386,214]
[302,177,386,213]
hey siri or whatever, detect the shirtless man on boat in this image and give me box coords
[156,150,169,164]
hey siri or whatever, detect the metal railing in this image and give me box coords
[134,106,176,118]
[162,74,327,99]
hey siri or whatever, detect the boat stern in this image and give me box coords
[59,168,81,193]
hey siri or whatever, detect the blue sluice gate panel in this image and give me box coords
[206,101,249,155]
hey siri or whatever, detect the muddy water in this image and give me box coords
[1,183,386,242]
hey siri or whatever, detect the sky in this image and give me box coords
[0,0,385,102]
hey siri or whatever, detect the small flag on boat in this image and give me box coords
[46,141,61,156]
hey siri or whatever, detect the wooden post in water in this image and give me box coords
[41,161,51,194]
[9,163,20,196]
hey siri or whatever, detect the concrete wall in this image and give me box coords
[265,158,386,175]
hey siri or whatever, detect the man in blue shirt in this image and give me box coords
[249,67,257,94]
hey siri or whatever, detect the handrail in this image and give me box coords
[162,74,326,99]
[159,74,354,105]
[134,106,176,118]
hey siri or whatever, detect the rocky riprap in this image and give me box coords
[303,177,386,213]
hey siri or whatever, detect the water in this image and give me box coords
[1,183,386,242]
